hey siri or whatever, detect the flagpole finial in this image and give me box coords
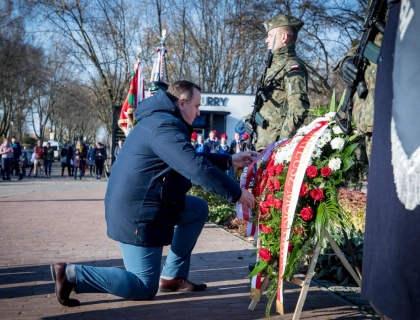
[161,29,167,46]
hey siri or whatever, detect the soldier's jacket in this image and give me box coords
[248,43,310,151]
[336,32,382,135]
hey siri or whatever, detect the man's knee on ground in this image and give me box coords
[128,282,158,300]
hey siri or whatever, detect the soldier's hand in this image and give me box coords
[238,188,255,209]
[341,57,358,85]
[244,120,254,136]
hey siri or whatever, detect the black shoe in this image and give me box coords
[18,174,23,180]
[50,263,80,307]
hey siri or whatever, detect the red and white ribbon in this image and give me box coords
[276,118,330,314]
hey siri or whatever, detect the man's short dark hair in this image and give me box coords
[280,26,298,42]
[167,80,201,103]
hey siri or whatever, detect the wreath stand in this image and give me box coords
[248,228,362,319]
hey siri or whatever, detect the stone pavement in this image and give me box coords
[0,163,371,319]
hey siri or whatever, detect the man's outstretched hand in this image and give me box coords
[238,188,255,209]
[232,151,258,169]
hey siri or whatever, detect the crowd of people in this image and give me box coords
[190,130,251,181]
[191,130,251,155]
[59,141,108,180]
[0,137,110,181]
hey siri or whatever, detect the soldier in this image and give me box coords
[245,14,310,151]
[336,3,387,162]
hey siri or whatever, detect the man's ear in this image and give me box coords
[177,98,186,110]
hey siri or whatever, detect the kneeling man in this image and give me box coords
[51,80,255,306]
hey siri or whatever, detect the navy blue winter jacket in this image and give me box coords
[105,90,242,247]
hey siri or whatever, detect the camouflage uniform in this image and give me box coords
[249,15,310,151]
[336,6,386,161]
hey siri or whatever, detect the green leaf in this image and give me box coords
[337,89,347,111]
[342,158,355,172]
[315,205,327,240]
[283,244,302,278]
[329,89,336,113]
[348,134,359,142]
[343,143,359,158]
[248,260,268,278]
[332,170,343,185]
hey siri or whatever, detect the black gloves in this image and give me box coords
[340,57,358,85]
[244,120,254,136]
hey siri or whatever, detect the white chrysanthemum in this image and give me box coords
[322,132,332,143]
[325,112,336,119]
[332,126,342,135]
[316,139,326,148]
[330,137,345,150]
[328,158,342,171]
[311,147,322,159]
[275,147,288,164]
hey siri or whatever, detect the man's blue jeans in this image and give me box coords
[73,195,208,300]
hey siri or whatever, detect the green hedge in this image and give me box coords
[187,185,236,224]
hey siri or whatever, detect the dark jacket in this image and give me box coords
[204,140,219,153]
[87,147,96,166]
[12,142,22,160]
[95,147,106,162]
[105,90,241,247]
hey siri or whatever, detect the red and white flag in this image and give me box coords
[118,61,145,136]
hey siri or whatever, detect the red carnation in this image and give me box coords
[321,167,332,177]
[266,193,275,206]
[261,225,273,234]
[310,188,325,201]
[273,198,283,210]
[273,178,281,190]
[306,166,318,178]
[259,248,272,262]
[288,242,294,254]
[275,164,284,175]
[300,207,314,221]
[267,179,275,192]
[260,202,270,215]
[268,166,276,176]
[299,183,309,197]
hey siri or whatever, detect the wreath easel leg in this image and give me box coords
[248,275,270,311]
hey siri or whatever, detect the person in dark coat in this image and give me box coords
[50,80,255,307]
[94,142,106,179]
[11,136,22,178]
[87,144,96,176]
[204,130,219,153]
[362,2,420,319]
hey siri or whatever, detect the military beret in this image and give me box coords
[263,14,304,33]
[148,81,168,92]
